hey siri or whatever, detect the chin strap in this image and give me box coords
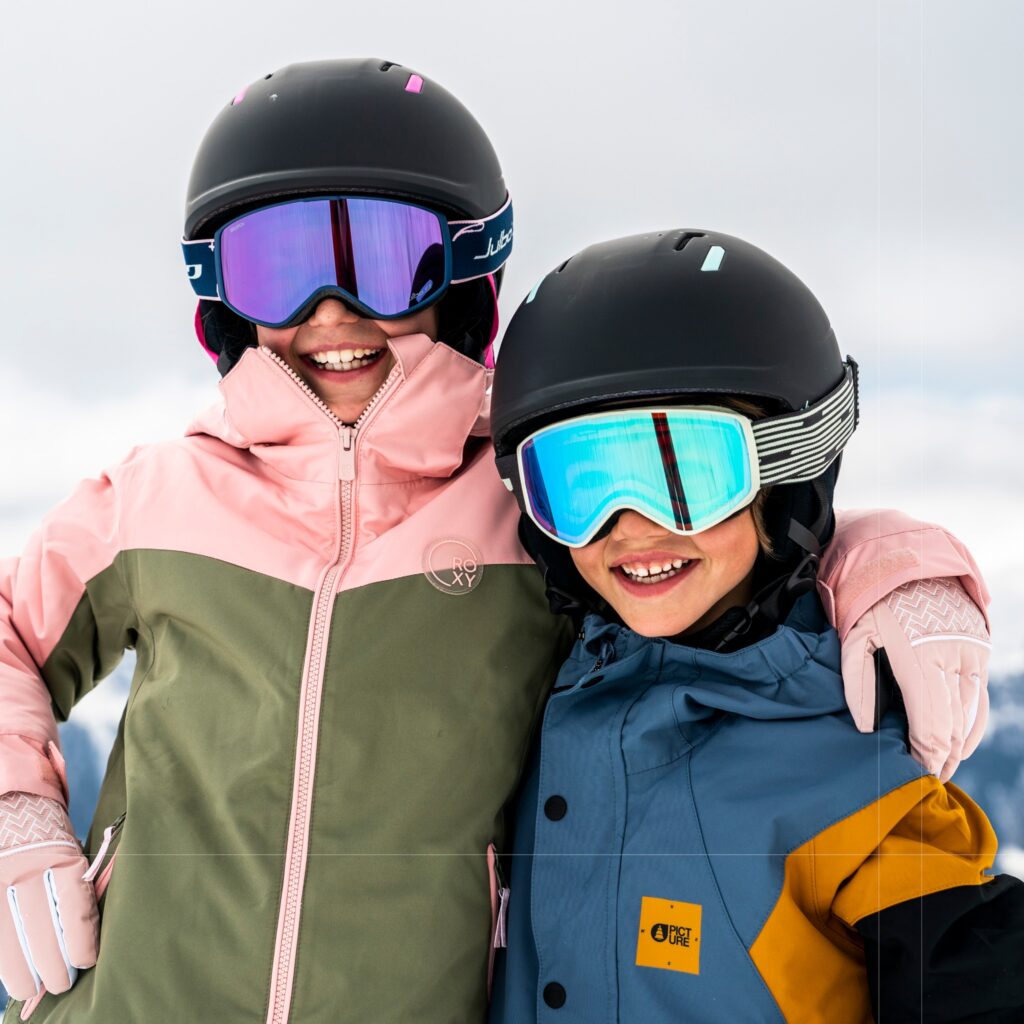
[711,483,830,653]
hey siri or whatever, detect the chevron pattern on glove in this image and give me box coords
[0,792,75,850]
[885,577,990,645]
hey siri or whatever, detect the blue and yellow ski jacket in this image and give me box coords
[490,594,1023,1023]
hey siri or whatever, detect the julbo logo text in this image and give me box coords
[473,227,513,261]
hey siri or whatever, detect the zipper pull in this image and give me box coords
[494,886,510,949]
[82,812,126,882]
[338,425,356,480]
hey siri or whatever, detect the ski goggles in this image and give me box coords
[182,194,513,327]
[496,362,858,547]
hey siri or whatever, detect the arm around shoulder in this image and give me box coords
[819,508,990,640]
[820,509,992,778]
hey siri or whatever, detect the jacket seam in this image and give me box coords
[608,687,648,1022]
[120,551,154,719]
[687,753,785,1021]
[748,769,926,942]
[809,834,823,927]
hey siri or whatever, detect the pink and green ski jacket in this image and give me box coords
[0,334,988,1023]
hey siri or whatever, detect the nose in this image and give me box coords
[609,509,672,540]
[306,296,361,327]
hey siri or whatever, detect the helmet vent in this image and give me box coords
[673,231,705,252]
[379,61,400,72]
[264,73,273,80]
[555,257,573,274]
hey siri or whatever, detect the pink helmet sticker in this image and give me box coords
[405,74,424,94]
[232,84,250,106]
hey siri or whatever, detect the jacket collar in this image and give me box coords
[561,594,846,724]
[185,335,492,483]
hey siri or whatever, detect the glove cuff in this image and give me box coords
[0,792,76,851]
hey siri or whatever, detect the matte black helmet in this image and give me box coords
[184,58,509,372]
[492,230,859,634]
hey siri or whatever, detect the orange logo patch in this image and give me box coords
[635,896,701,975]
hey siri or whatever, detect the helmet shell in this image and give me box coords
[492,230,844,455]
[186,58,507,237]
[185,59,508,368]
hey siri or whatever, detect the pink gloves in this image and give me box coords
[819,509,993,782]
[841,578,990,781]
[0,792,98,1002]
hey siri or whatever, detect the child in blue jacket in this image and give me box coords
[487,230,1024,1023]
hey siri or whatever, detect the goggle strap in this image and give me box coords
[183,196,512,298]
[450,196,514,283]
[753,362,858,486]
[181,238,220,300]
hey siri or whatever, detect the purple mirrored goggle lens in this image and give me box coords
[218,197,448,325]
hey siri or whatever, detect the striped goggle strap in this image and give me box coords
[751,360,859,486]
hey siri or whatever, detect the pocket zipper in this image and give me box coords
[18,813,126,1021]
[82,812,126,886]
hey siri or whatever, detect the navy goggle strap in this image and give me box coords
[449,195,513,283]
[182,238,220,301]
[752,359,859,486]
[182,194,513,299]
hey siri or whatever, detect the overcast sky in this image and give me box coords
[2,0,1022,670]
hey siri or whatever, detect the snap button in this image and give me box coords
[544,795,568,821]
[543,982,566,1008]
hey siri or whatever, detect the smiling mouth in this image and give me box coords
[303,347,386,373]
[617,559,693,585]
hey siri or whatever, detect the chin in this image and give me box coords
[620,609,701,639]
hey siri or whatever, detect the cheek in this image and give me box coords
[255,324,297,357]
[706,513,760,576]
[384,304,439,341]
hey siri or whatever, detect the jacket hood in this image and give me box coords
[561,593,847,726]
[185,333,492,484]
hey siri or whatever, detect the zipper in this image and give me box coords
[263,348,400,1024]
[82,812,126,884]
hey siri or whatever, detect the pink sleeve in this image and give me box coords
[0,471,129,804]
[818,508,991,641]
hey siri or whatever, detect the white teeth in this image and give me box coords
[308,348,383,371]
[619,559,691,585]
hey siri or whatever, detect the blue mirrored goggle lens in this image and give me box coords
[520,410,755,546]
[219,197,447,324]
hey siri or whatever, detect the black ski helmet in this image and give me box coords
[492,229,859,627]
[184,58,509,374]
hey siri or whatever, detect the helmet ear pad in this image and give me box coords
[198,300,258,377]
[516,516,606,622]
[436,273,500,361]
[761,458,842,565]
